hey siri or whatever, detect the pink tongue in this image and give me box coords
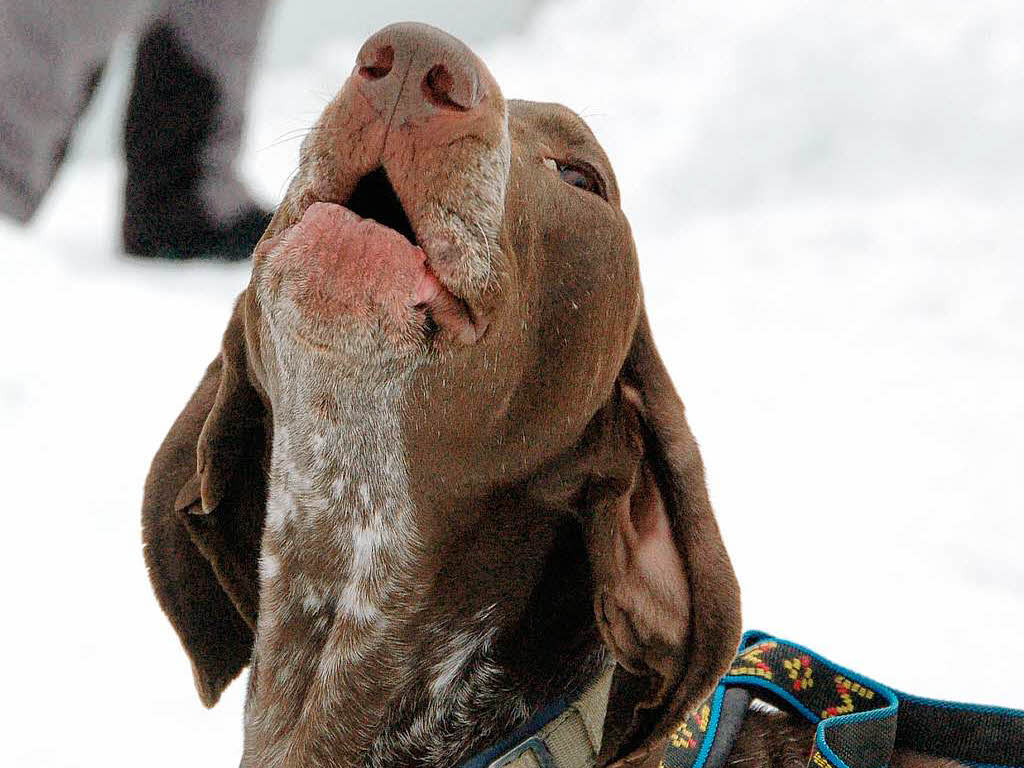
[264,201,479,343]
[279,201,429,318]
[296,201,425,269]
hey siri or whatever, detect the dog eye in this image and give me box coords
[544,157,607,200]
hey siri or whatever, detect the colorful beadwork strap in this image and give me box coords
[661,631,1024,768]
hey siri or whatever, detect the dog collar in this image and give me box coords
[459,663,616,768]
[470,631,1024,768]
[663,631,1024,768]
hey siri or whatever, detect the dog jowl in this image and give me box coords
[143,22,741,768]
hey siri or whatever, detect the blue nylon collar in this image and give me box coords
[662,631,1024,768]
[458,696,572,768]
[456,631,1024,768]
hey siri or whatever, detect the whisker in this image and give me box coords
[259,130,314,152]
[309,89,336,106]
[279,165,301,198]
[474,221,498,291]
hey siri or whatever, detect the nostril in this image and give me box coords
[422,65,471,112]
[358,45,394,80]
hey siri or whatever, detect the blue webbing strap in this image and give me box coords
[661,631,1024,768]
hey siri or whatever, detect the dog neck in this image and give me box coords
[242,366,591,768]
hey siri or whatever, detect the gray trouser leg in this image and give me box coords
[151,0,271,225]
[0,0,151,221]
[0,0,268,226]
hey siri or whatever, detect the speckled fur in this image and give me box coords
[236,30,527,765]
[242,348,419,766]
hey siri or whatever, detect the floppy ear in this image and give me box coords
[589,311,742,767]
[142,293,268,706]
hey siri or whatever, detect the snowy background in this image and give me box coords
[2,0,1022,764]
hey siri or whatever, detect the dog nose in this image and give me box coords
[355,23,488,122]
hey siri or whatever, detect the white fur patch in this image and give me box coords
[259,552,281,581]
[350,522,381,575]
[357,481,372,508]
[301,589,324,614]
[338,580,381,623]
[429,629,488,697]
[265,492,290,533]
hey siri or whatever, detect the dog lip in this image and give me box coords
[333,174,491,345]
[288,194,487,347]
[347,168,492,344]
[291,165,493,347]
[413,252,489,345]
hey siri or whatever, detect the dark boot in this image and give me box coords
[123,23,269,261]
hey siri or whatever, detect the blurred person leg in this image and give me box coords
[123,0,272,260]
[0,0,150,222]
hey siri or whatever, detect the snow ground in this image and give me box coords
[2,1,1021,764]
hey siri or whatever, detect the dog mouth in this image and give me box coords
[345,168,418,246]
[327,167,487,345]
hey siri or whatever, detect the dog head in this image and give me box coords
[143,22,740,767]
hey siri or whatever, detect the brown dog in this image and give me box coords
[142,23,956,768]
